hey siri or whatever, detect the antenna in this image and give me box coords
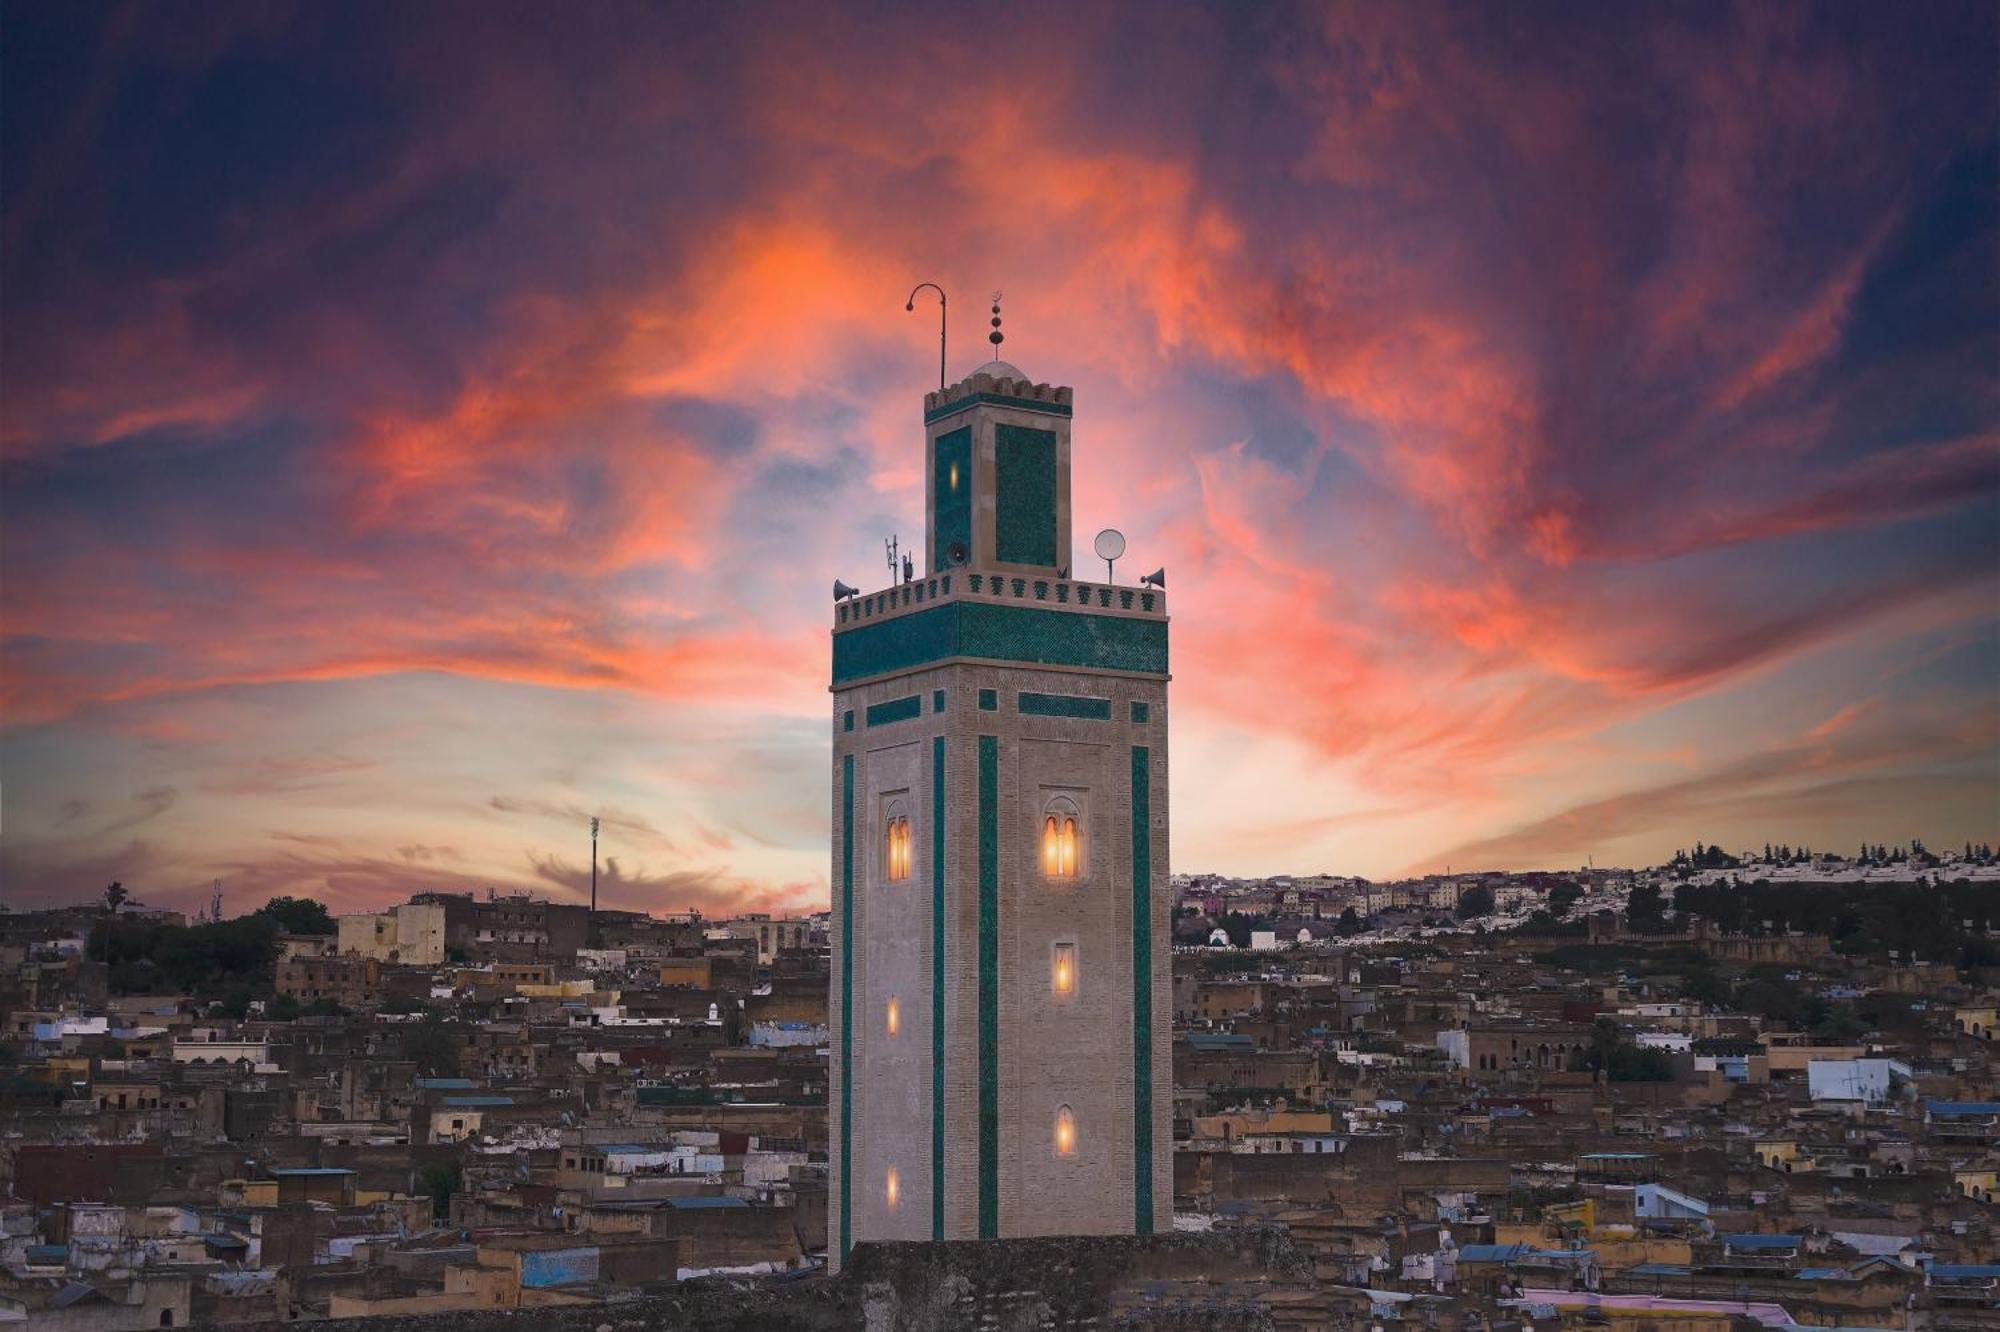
[905,283,947,391]
[884,535,899,585]
[589,816,599,944]
[210,879,223,925]
[1093,528,1126,583]
[989,292,1004,360]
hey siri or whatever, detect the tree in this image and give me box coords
[419,1159,462,1222]
[401,1016,460,1078]
[1626,882,1667,934]
[1457,886,1496,918]
[103,881,128,915]
[1335,907,1363,937]
[257,896,335,936]
[267,994,302,1022]
[1549,882,1584,917]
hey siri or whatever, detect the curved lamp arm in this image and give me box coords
[905,282,947,391]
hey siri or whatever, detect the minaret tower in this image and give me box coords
[828,322,1171,1269]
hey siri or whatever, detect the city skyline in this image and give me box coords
[4,3,1996,917]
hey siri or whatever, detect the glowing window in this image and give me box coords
[885,1167,900,1209]
[1054,1105,1076,1156]
[884,809,911,882]
[1052,942,1076,997]
[886,996,900,1038]
[1041,799,1081,879]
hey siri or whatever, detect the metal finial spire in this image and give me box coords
[988,291,1004,358]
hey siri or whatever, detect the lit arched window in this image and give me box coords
[885,1167,900,1209]
[886,995,900,1038]
[1041,798,1081,879]
[884,805,911,882]
[1051,942,1077,998]
[1054,1105,1076,1156]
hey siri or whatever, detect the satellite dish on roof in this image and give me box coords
[1093,528,1125,581]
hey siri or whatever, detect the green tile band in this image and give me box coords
[1018,692,1111,720]
[865,695,922,727]
[832,601,1168,685]
[931,735,946,1241]
[924,391,1074,425]
[1130,744,1153,1234]
[977,734,999,1239]
[840,753,854,1258]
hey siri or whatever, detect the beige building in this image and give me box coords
[828,356,1171,1270]
[337,901,448,964]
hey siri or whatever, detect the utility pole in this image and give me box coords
[589,816,600,945]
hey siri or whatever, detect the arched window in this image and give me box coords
[885,1167,900,1209]
[1041,798,1081,879]
[1051,942,1077,998]
[1054,1105,1076,1156]
[884,804,911,882]
[886,995,900,1038]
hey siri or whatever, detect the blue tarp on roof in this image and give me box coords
[1927,1101,2000,1117]
[1626,1263,1691,1277]
[203,1233,250,1250]
[665,1196,748,1209]
[1930,1265,2000,1279]
[1726,1234,1802,1250]
[272,1167,354,1176]
[1459,1244,1593,1264]
[416,1077,476,1090]
[25,1245,66,1263]
[441,1095,515,1107]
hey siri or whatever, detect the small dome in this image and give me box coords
[972,359,1026,381]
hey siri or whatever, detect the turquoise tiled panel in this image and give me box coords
[933,689,947,713]
[1130,744,1152,1233]
[832,602,1168,684]
[993,424,1057,567]
[1018,692,1111,720]
[977,688,997,711]
[839,754,854,1257]
[1131,701,1149,723]
[977,735,999,1239]
[931,735,947,1241]
[866,695,922,727]
[924,392,1073,425]
[932,427,972,573]
[842,710,854,732]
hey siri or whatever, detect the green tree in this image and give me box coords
[1457,886,1496,918]
[267,993,302,1022]
[1335,907,1363,936]
[103,881,128,914]
[419,1159,462,1221]
[1626,882,1667,934]
[401,1016,461,1078]
[1549,882,1584,916]
[257,897,336,935]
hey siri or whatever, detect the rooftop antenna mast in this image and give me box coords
[210,879,223,925]
[589,816,600,942]
[905,283,947,391]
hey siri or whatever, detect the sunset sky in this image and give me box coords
[3,3,1995,918]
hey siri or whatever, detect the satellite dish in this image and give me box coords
[1094,528,1125,582]
[946,540,969,566]
[832,580,859,601]
[1140,568,1166,589]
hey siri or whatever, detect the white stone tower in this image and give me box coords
[827,356,1171,1270]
